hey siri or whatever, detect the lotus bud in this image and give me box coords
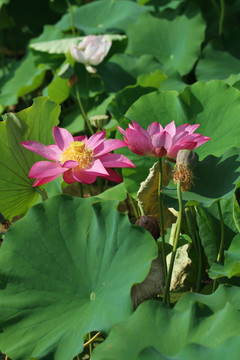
[90,115,109,129]
[135,215,160,241]
[173,150,199,192]
[70,35,112,73]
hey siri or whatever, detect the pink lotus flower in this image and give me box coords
[70,35,112,73]
[118,120,210,160]
[21,127,134,186]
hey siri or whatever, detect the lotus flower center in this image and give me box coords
[61,141,94,169]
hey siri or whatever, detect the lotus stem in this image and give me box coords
[88,332,92,358]
[83,332,101,348]
[75,86,94,135]
[87,184,93,196]
[163,179,183,304]
[195,228,203,293]
[216,200,225,263]
[158,158,168,299]
[212,200,225,292]
[128,193,140,218]
[66,0,76,36]
[210,0,220,16]
[219,0,225,35]
[185,206,203,292]
[79,183,84,198]
[35,187,48,201]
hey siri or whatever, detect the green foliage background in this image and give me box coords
[1,0,240,359]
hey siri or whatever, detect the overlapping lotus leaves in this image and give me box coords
[0,25,66,114]
[164,147,240,207]
[136,339,240,360]
[0,97,60,219]
[196,42,240,83]
[0,53,48,114]
[92,285,240,360]
[124,81,240,159]
[196,194,238,269]
[55,0,148,34]
[118,81,240,203]
[0,195,157,360]
[108,85,156,123]
[98,54,165,93]
[209,233,240,280]
[126,11,206,76]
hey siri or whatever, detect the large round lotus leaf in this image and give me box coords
[56,0,148,34]
[126,11,206,76]
[0,97,60,220]
[92,285,240,360]
[123,80,240,160]
[0,195,157,360]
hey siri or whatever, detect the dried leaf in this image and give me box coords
[137,161,175,229]
[131,254,165,309]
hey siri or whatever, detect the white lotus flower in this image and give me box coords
[70,35,112,73]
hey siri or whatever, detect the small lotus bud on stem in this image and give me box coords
[135,215,160,241]
[90,115,109,129]
[173,150,199,192]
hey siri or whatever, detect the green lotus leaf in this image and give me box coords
[224,233,240,277]
[195,194,238,269]
[0,0,9,9]
[136,339,240,360]
[56,0,148,34]
[29,25,66,71]
[233,181,240,233]
[98,54,164,93]
[96,183,127,202]
[30,34,126,54]
[44,75,70,104]
[196,42,240,83]
[42,56,75,104]
[209,233,240,279]
[0,52,48,114]
[92,285,240,360]
[206,194,238,241]
[0,195,157,360]
[108,85,156,123]
[195,205,221,266]
[126,11,206,76]
[0,97,60,219]
[163,147,240,207]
